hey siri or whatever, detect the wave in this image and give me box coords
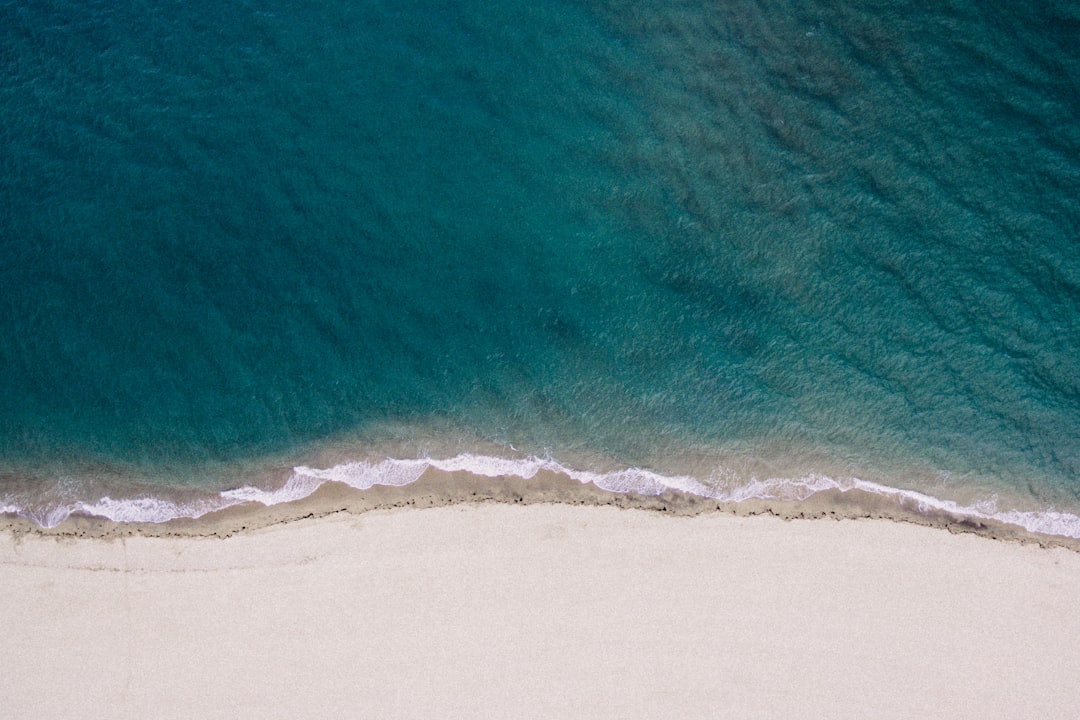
[3,453,1080,539]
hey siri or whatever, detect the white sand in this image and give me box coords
[2,504,1079,719]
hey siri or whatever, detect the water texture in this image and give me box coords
[1,0,1078,526]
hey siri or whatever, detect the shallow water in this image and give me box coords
[1,0,1078,530]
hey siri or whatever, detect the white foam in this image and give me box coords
[27,504,77,530]
[221,471,324,505]
[76,495,236,525]
[431,454,549,479]
[845,477,1080,538]
[3,452,1080,539]
[291,458,430,490]
[707,473,848,503]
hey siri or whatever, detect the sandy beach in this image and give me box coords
[4,0,1078,716]
[3,499,1079,719]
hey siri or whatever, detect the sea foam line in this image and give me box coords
[3,453,1079,538]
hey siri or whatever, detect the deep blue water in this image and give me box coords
[2,0,1079,524]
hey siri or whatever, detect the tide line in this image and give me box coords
[3,453,1079,539]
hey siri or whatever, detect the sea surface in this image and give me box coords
[2,0,1079,534]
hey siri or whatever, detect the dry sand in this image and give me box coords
[2,501,1079,719]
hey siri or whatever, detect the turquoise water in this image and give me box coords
[2,0,1079,529]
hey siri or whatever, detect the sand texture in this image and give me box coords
[2,503,1079,719]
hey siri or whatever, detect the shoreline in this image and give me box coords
[4,464,1079,550]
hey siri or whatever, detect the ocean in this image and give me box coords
[1,0,1078,534]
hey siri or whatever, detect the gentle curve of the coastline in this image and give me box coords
[3,454,1080,548]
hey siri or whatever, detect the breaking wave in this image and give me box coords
[2,453,1080,539]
